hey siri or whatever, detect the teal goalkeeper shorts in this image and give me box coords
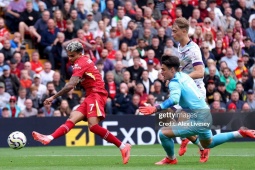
[171,109,213,140]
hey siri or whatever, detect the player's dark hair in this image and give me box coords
[161,55,180,71]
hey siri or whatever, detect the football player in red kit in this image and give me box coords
[32,41,131,164]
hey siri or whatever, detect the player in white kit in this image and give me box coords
[171,17,208,163]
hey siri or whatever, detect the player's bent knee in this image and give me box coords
[68,111,85,124]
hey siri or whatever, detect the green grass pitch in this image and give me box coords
[1,142,254,170]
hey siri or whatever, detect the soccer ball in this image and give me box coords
[7,131,27,150]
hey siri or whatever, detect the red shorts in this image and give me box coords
[75,93,107,120]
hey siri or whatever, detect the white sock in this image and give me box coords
[195,141,204,150]
[181,137,186,140]
[168,154,176,160]
[233,131,243,138]
[119,143,126,150]
[47,135,54,140]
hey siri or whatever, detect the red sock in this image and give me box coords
[51,120,75,139]
[90,124,122,147]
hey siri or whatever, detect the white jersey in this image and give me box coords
[177,40,206,98]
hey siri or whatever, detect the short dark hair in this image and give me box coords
[161,55,180,71]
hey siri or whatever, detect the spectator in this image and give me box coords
[1,107,10,118]
[5,0,26,33]
[31,10,51,43]
[64,20,76,41]
[247,89,255,110]
[234,58,248,82]
[146,36,164,61]
[70,9,83,31]
[30,51,43,74]
[122,70,135,95]
[18,0,40,42]
[102,0,117,19]
[147,59,158,82]
[91,2,102,22]
[137,70,153,94]
[40,61,55,85]
[49,32,67,74]
[98,49,114,73]
[127,57,144,82]
[206,79,216,105]
[53,109,62,117]
[6,96,21,118]
[211,39,226,63]
[221,7,236,32]
[40,19,60,58]
[135,83,148,106]
[211,91,227,108]
[0,65,20,96]
[243,38,255,58]
[217,81,231,104]
[52,71,65,92]
[246,18,255,44]
[119,42,132,61]
[204,65,220,87]
[0,53,7,76]
[236,82,247,101]
[203,31,215,51]
[10,32,21,50]
[10,58,21,78]
[0,40,15,63]
[211,101,226,113]
[13,52,24,70]
[113,61,124,84]
[53,10,66,32]
[40,103,55,117]
[62,88,80,109]
[62,2,72,20]
[207,0,223,18]
[111,6,131,29]
[105,71,119,115]
[0,82,10,108]
[23,61,35,79]
[227,91,245,110]
[20,45,30,63]
[127,94,140,115]
[220,47,238,71]
[58,99,71,117]
[20,69,32,90]
[29,85,41,109]
[22,98,38,117]
[177,0,194,19]
[113,82,132,115]
[46,0,63,14]
[17,88,27,111]
[30,74,47,101]
[201,42,215,66]
[41,81,61,109]
[204,59,220,76]
[84,12,99,34]
[151,80,167,104]
[220,67,236,94]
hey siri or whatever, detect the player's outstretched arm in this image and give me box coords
[52,76,80,99]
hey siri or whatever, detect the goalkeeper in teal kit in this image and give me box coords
[139,55,255,165]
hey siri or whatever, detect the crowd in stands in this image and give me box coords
[1,0,255,118]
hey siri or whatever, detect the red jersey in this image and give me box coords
[72,56,107,96]
[56,20,67,32]
[31,61,43,73]
[84,32,93,41]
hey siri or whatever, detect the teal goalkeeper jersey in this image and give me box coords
[160,72,209,110]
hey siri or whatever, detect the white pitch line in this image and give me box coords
[31,154,255,157]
